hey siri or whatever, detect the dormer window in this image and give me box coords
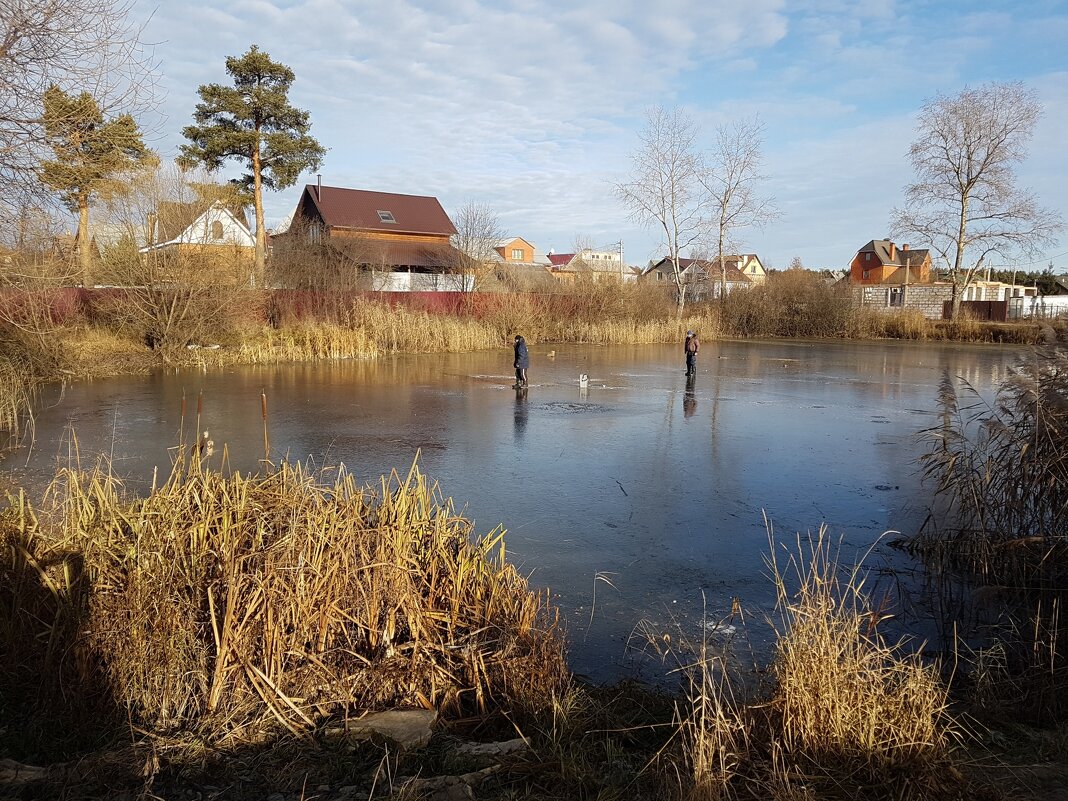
[377,210,396,223]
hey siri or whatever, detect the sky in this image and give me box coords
[131,0,1068,271]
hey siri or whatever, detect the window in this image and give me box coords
[211,220,224,240]
[863,269,870,280]
[888,286,904,307]
[865,252,871,261]
[511,248,523,260]
[308,224,322,244]
[377,210,396,223]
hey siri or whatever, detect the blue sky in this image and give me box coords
[134,0,1067,270]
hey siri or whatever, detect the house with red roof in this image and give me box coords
[279,183,465,290]
[849,239,933,285]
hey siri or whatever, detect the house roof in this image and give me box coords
[302,185,457,237]
[496,236,535,249]
[649,257,750,282]
[548,253,574,267]
[855,239,930,268]
[156,200,250,243]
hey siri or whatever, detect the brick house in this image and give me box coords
[849,239,932,285]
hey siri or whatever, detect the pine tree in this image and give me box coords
[39,86,155,283]
[179,46,326,276]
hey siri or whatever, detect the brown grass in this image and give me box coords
[910,340,1068,721]
[766,529,955,793]
[1,453,567,744]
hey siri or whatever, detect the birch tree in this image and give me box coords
[891,82,1061,318]
[616,106,711,314]
[450,201,504,291]
[703,118,778,299]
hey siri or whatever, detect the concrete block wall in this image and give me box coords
[852,284,952,320]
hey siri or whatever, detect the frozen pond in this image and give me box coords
[9,339,1025,680]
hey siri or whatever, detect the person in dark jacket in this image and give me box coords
[684,330,699,376]
[513,334,529,387]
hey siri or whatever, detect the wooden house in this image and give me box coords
[280,183,464,289]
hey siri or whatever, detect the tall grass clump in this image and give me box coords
[351,298,501,352]
[236,320,379,363]
[919,343,1068,568]
[857,307,932,340]
[912,341,1068,720]
[1,456,567,744]
[764,529,958,798]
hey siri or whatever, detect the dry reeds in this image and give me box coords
[678,624,749,800]
[767,529,954,791]
[350,299,501,352]
[919,344,1068,571]
[911,343,1068,720]
[2,456,567,742]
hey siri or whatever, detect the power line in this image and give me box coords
[982,250,1068,270]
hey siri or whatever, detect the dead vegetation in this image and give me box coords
[903,338,1068,724]
[0,451,566,764]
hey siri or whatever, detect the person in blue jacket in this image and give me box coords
[513,334,529,387]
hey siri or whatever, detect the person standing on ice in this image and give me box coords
[513,334,529,387]
[684,330,699,376]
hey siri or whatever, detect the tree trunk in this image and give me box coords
[252,138,266,282]
[77,196,91,286]
[949,196,969,320]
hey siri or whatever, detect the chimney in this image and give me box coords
[316,174,322,199]
[888,241,896,261]
[902,243,909,251]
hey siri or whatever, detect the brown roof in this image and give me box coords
[856,239,930,268]
[302,185,457,237]
[155,200,250,243]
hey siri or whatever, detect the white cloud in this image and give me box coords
[125,0,1065,268]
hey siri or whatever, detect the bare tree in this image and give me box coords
[702,118,778,300]
[0,0,157,219]
[788,256,804,271]
[449,201,504,291]
[94,162,253,356]
[891,82,1062,318]
[616,106,712,314]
